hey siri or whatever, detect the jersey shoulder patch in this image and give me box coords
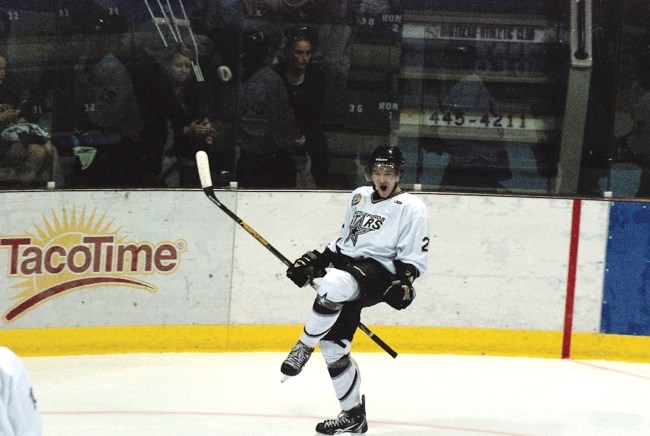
[350,186,373,207]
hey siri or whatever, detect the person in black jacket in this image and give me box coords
[274,26,329,188]
[131,43,217,187]
[236,29,304,188]
[0,53,23,129]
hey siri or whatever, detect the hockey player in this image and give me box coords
[0,346,42,435]
[282,145,429,434]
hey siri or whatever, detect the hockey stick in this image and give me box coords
[195,151,398,358]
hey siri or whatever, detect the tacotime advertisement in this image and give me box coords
[0,191,233,328]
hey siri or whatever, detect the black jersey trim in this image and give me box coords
[371,189,404,203]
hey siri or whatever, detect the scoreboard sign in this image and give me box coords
[400,109,557,131]
[403,22,561,44]
[346,91,401,130]
[356,13,403,43]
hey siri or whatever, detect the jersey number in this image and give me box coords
[422,237,429,252]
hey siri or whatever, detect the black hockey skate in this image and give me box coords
[315,395,367,435]
[280,340,313,382]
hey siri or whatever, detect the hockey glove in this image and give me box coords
[286,249,330,288]
[383,279,416,310]
[384,261,419,310]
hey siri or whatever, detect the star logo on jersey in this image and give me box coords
[344,211,385,246]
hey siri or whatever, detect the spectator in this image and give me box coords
[435,72,510,190]
[0,346,42,436]
[0,54,23,130]
[0,118,63,188]
[69,12,145,187]
[0,54,63,188]
[621,31,650,197]
[274,25,329,188]
[152,43,217,187]
[236,29,305,188]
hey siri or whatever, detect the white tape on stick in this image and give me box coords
[195,151,213,189]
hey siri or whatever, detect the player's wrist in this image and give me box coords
[394,261,418,286]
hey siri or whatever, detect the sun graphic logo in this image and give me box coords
[0,206,187,322]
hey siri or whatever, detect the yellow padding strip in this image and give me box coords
[570,332,650,363]
[1,325,649,362]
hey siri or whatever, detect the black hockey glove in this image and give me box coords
[383,279,416,310]
[286,249,330,288]
[383,261,419,310]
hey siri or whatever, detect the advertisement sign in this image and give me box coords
[0,191,234,328]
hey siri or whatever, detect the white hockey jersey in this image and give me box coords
[0,347,42,436]
[327,186,429,276]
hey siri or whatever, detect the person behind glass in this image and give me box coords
[237,29,305,188]
[619,31,650,197]
[70,14,144,188]
[274,25,329,188]
[0,54,23,128]
[0,54,63,188]
[0,346,42,435]
[281,146,429,434]
[158,43,217,187]
[0,111,62,188]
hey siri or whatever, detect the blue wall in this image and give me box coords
[601,202,650,335]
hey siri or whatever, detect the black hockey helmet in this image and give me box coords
[365,146,405,181]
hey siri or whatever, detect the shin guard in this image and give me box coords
[321,340,361,411]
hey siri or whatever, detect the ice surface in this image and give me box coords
[24,352,650,435]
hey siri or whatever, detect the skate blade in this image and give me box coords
[281,373,292,383]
